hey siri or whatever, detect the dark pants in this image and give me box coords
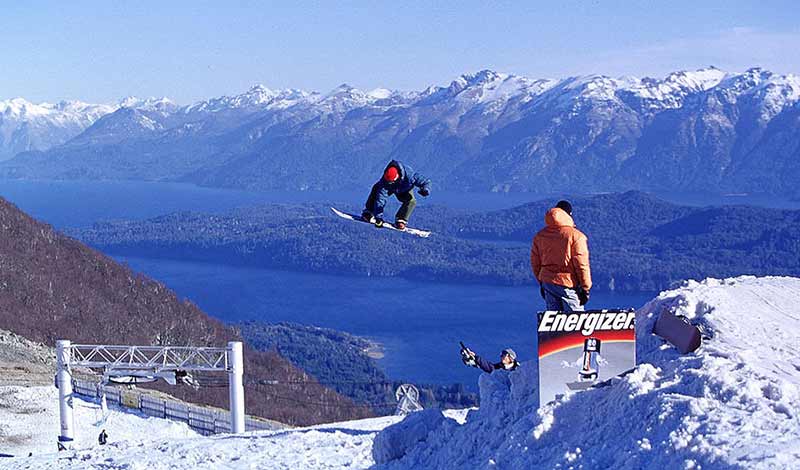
[365,187,416,222]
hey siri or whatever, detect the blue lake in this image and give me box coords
[3,179,783,389]
[112,256,654,390]
[0,179,549,228]
[4,179,796,230]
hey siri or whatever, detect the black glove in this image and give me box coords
[540,286,545,299]
[418,187,430,197]
[460,342,477,367]
[577,289,590,306]
[361,210,373,222]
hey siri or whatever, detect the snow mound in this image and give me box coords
[376,276,800,469]
[372,409,452,464]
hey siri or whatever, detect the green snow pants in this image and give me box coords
[394,191,416,222]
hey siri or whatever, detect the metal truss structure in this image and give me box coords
[56,340,245,449]
[70,344,230,372]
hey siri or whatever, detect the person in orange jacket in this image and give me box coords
[530,200,592,311]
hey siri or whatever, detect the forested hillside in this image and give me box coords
[238,321,478,412]
[73,192,800,292]
[0,197,370,426]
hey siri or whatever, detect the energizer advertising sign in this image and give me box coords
[537,309,636,405]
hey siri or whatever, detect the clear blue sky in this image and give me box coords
[3,1,799,104]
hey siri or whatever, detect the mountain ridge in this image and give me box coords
[3,66,799,196]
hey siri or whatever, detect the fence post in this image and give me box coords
[228,341,245,434]
[56,340,75,450]
[96,382,108,415]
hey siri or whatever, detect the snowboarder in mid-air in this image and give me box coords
[362,160,431,230]
[460,342,519,373]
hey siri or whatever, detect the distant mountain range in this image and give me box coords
[2,67,799,197]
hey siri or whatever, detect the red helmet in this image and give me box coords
[383,166,400,182]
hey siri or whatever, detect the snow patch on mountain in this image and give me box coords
[457,71,557,106]
[0,99,113,121]
[118,96,177,116]
[375,276,800,469]
[367,88,393,100]
[314,83,412,114]
[0,98,116,159]
[184,85,313,113]
[626,67,728,109]
[741,71,800,122]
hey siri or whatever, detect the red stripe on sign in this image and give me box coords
[538,330,635,358]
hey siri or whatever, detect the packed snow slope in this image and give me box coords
[0,386,467,470]
[0,386,198,458]
[375,276,800,469]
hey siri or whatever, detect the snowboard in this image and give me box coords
[566,380,595,391]
[566,337,601,391]
[652,310,702,354]
[330,207,431,238]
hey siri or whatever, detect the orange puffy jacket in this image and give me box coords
[530,208,592,291]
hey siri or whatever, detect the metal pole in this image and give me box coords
[99,384,108,416]
[56,340,75,449]
[228,341,245,433]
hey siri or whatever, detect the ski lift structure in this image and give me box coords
[394,383,423,415]
[55,340,246,449]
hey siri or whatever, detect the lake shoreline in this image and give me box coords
[113,254,656,389]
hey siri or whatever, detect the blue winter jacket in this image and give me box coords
[475,354,519,374]
[369,160,431,216]
[475,354,500,374]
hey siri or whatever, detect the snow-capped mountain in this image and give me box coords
[118,96,178,118]
[66,98,178,147]
[0,98,116,160]
[2,67,799,197]
[184,85,313,114]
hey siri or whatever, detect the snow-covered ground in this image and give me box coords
[2,276,799,469]
[0,385,198,459]
[0,382,468,469]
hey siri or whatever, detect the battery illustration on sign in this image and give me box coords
[537,309,635,405]
[566,338,601,391]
